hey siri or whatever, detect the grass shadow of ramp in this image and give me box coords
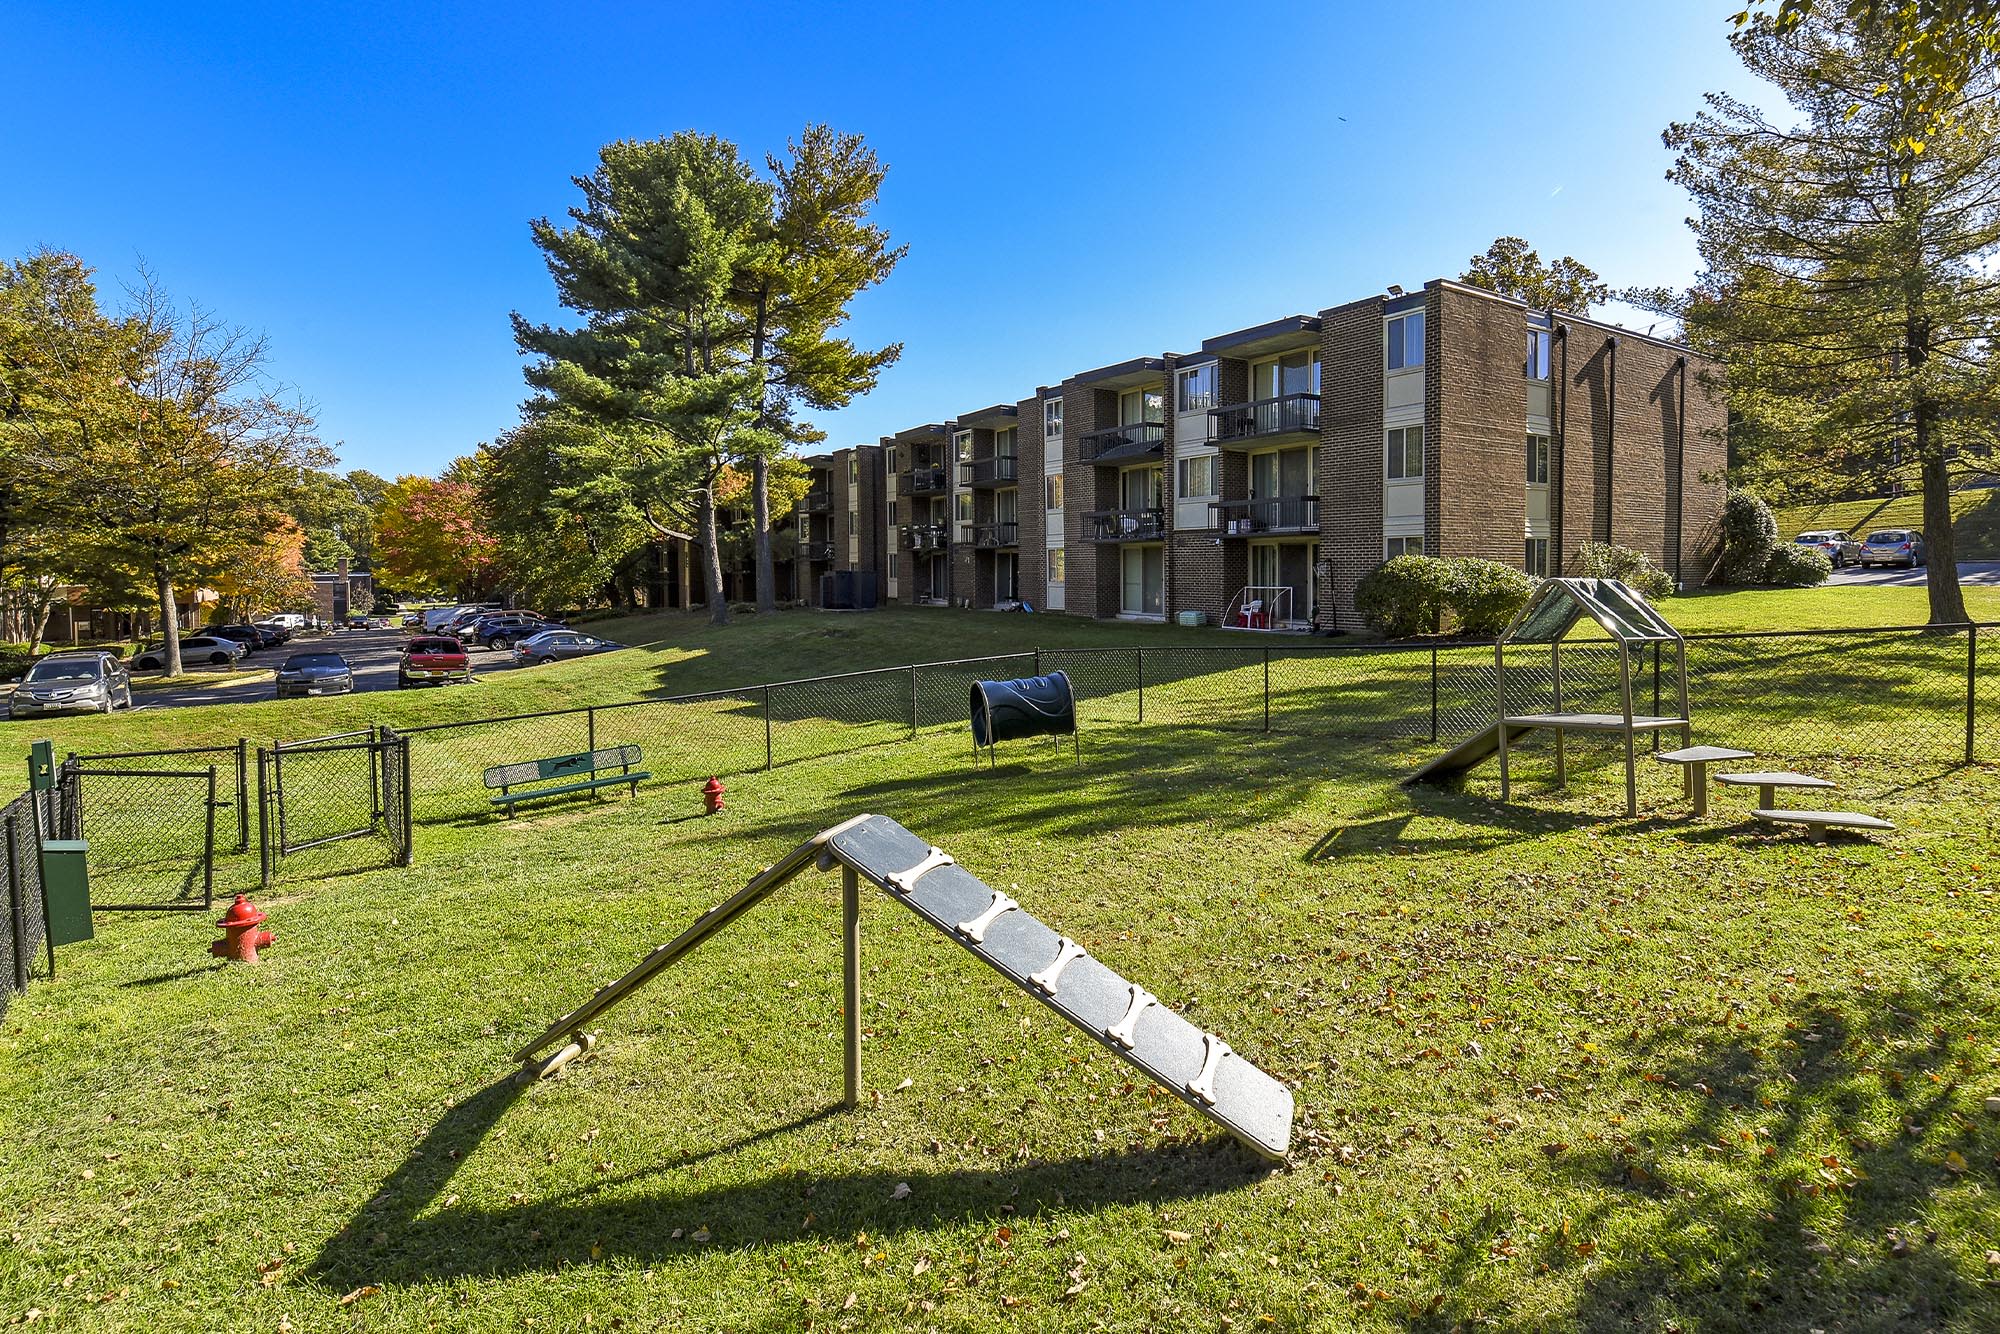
[310,1075,1267,1289]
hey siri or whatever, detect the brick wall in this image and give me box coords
[1318,297,1386,627]
[1434,284,1531,567]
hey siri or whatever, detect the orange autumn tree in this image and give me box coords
[213,516,315,620]
[373,473,498,599]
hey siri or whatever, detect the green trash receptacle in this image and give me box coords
[40,839,92,946]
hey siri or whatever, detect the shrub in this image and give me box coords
[1445,557,1535,636]
[1355,555,1453,637]
[1760,543,1832,586]
[1719,489,1779,583]
[1572,541,1677,601]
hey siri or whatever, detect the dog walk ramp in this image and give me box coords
[516,813,1292,1161]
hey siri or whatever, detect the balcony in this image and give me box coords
[802,491,831,513]
[959,456,1019,488]
[1212,495,1320,536]
[910,465,950,495]
[1209,393,1320,448]
[971,521,1019,549]
[901,523,950,552]
[799,541,835,562]
[1086,507,1167,542]
[1078,420,1165,464]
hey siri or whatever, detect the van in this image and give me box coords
[265,613,308,630]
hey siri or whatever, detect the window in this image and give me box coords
[1526,433,1550,484]
[955,493,972,522]
[1251,447,1312,499]
[1177,364,1216,412]
[1048,548,1066,584]
[1385,536,1424,559]
[1526,328,1551,380]
[1045,475,1064,510]
[997,487,1018,523]
[1386,425,1424,479]
[1177,455,1218,498]
[1121,466,1163,511]
[1121,545,1165,616]
[887,499,898,525]
[996,426,1017,458]
[1119,388,1165,425]
[1253,350,1320,399]
[1387,311,1424,371]
[1044,397,1063,439]
[847,457,858,485]
[953,430,973,462]
[888,553,900,579]
[1525,537,1550,578]
[886,445,897,474]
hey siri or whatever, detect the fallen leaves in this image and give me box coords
[337,1285,380,1306]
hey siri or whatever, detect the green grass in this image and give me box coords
[1667,583,2000,632]
[1774,487,2000,560]
[2,711,1997,1331]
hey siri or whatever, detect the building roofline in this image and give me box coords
[1199,315,1321,355]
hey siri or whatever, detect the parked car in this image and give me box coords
[467,613,564,651]
[398,636,471,688]
[211,624,272,653]
[1859,528,1927,568]
[1793,529,1862,568]
[514,630,626,665]
[252,620,293,645]
[274,651,355,698]
[8,651,133,716]
[264,612,308,631]
[130,636,247,671]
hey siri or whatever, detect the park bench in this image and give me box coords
[483,745,648,816]
[1751,808,1895,844]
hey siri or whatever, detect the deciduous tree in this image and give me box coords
[1460,237,1609,312]
[373,472,498,598]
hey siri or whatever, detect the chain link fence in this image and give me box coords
[61,763,218,911]
[0,790,47,1023]
[258,732,410,886]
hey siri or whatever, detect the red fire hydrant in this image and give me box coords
[701,775,726,816]
[211,895,274,964]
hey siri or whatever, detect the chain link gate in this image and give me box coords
[55,755,219,911]
[258,731,411,886]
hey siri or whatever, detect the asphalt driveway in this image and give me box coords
[1827,559,2000,586]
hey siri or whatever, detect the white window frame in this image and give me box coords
[1045,474,1064,511]
[1385,535,1424,559]
[1386,311,1424,373]
[1524,536,1549,578]
[1526,433,1550,485]
[1044,397,1063,439]
[1048,547,1066,584]
[1177,454,1218,500]
[1386,425,1425,480]
[1177,363,1216,413]
[1526,328,1551,381]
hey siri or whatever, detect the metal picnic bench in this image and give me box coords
[483,744,648,815]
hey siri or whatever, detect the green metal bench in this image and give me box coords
[483,745,648,815]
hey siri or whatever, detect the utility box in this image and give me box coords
[28,739,54,792]
[39,839,92,947]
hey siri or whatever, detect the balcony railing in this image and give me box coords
[1086,507,1167,542]
[1209,393,1320,446]
[799,541,836,562]
[1078,420,1165,464]
[910,466,950,494]
[959,456,1019,487]
[802,491,831,513]
[971,521,1019,549]
[1212,495,1320,535]
[901,523,950,552]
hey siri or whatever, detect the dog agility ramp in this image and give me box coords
[516,813,1293,1161]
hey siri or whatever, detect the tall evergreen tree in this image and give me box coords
[1654,13,2000,622]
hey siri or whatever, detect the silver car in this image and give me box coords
[129,636,248,671]
[1859,528,1926,568]
[9,651,133,716]
[1794,529,1862,568]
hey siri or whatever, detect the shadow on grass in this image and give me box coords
[1394,985,1991,1332]
[309,1073,1266,1289]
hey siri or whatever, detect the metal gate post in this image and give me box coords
[400,737,414,866]
[202,765,217,909]
[235,738,250,852]
[1968,626,1978,765]
[1263,646,1271,732]
[257,749,274,890]
[842,865,861,1109]
[1430,644,1439,743]
[368,732,382,823]
[5,813,26,991]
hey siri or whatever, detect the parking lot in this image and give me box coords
[7,628,526,718]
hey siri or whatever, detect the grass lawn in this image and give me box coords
[3,639,1999,1329]
[1774,487,2000,561]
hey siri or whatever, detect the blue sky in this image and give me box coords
[4,1,1761,477]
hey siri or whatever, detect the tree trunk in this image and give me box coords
[1918,445,1967,624]
[699,490,730,626]
[753,454,775,614]
[155,565,184,676]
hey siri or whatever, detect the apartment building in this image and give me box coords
[791,443,889,606]
[794,277,1726,631]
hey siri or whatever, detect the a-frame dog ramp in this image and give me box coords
[514,814,1292,1161]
